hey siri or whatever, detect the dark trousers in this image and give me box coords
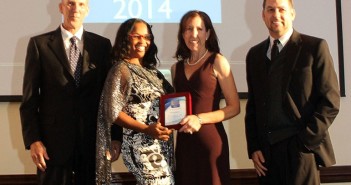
[37,149,95,185]
[259,136,320,185]
[37,164,73,185]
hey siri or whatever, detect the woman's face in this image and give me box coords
[128,22,151,59]
[182,15,209,52]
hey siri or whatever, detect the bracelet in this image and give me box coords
[195,114,203,124]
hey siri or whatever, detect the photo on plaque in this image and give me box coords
[159,92,192,129]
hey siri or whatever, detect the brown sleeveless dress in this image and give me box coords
[173,53,230,185]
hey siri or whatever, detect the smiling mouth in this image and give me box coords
[136,46,146,52]
[272,20,281,25]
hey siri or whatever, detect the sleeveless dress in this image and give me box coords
[96,61,175,185]
[173,53,230,185]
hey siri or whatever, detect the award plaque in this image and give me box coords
[160,92,192,129]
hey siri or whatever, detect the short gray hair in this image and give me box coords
[262,0,294,9]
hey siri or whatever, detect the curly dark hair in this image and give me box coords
[174,10,220,61]
[111,18,159,68]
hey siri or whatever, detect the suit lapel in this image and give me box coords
[80,31,99,87]
[47,28,76,80]
[48,28,73,76]
[256,38,270,77]
[281,30,303,93]
[81,31,91,77]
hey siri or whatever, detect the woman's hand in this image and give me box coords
[145,122,173,141]
[178,114,202,134]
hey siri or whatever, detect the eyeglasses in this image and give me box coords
[129,34,152,41]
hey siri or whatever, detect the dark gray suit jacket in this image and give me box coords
[20,27,121,165]
[245,30,340,167]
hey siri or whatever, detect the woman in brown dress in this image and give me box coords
[171,10,241,185]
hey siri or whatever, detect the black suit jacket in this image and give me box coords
[245,30,340,167]
[20,27,121,165]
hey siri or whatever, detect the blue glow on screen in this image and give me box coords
[85,0,221,23]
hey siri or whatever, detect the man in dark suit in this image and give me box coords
[245,0,340,184]
[19,0,122,184]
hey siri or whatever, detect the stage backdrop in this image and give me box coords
[0,0,341,96]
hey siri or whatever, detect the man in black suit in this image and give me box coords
[245,0,340,184]
[19,0,122,184]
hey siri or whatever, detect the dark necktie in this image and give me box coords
[271,39,280,62]
[69,36,82,86]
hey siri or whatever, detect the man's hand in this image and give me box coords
[251,150,267,176]
[110,140,122,162]
[30,141,50,172]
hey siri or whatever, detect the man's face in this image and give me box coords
[262,0,295,38]
[59,0,89,32]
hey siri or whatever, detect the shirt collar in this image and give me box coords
[269,28,293,48]
[60,24,84,42]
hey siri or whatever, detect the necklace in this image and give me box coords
[186,50,208,66]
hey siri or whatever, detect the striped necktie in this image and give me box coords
[69,36,82,86]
